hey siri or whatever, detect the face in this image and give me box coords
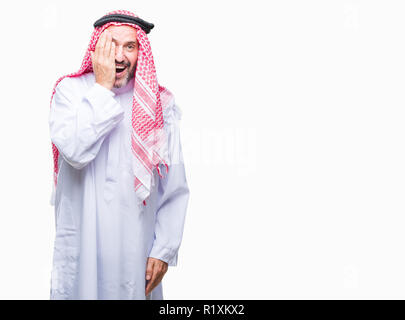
[106,25,139,88]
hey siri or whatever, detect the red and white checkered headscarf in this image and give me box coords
[50,10,173,206]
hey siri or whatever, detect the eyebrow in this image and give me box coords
[111,38,138,45]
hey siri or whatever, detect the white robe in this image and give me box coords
[48,72,190,300]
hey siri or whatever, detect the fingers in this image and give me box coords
[103,31,112,59]
[146,272,159,296]
[95,30,106,58]
[90,51,95,70]
[145,260,157,296]
[95,30,114,59]
[154,272,165,289]
[110,42,115,62]
[145,258,154,281]
[150,267,167,293]
[145,259,168,296]
[99,30,115,67]
[91,29,116,90]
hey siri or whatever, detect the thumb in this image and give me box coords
[146,259,154,281]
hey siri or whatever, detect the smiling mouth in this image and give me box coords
[116,66,127,75]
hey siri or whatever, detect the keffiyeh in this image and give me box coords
[49,10,173,206]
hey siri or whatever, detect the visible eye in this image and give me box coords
[127,45,136,50]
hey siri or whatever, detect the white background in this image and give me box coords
[0,0,404,299]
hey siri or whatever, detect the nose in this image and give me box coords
[115,45,124,63]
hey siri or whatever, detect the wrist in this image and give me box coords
[96,81,113,91]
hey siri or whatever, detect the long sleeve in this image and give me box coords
[148,103,190,266]
[48,77,124,170]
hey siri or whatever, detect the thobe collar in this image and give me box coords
[111,77,135,95]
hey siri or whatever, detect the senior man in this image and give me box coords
[48,10,190,300]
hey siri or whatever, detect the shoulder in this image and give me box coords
[53,72,95,96]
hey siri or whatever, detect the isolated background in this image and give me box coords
[0,0,404,299]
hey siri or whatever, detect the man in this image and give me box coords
[48,10,190,300]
